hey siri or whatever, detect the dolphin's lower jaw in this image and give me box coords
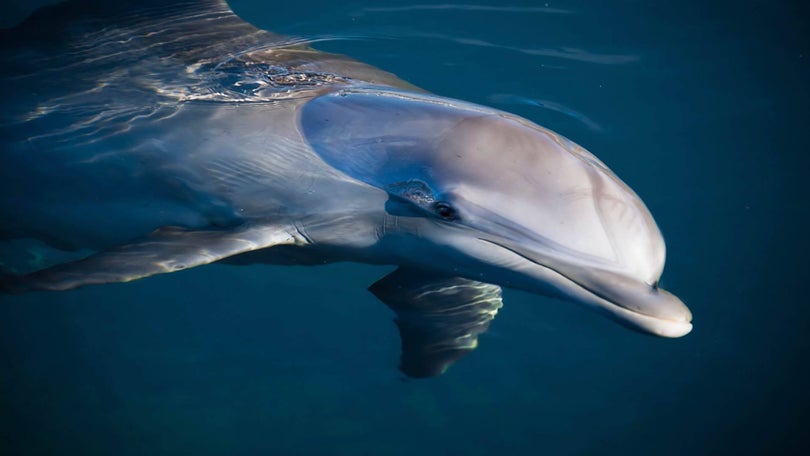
[555,272,692,337]
[535,268,692,338]
[540,268,693,338]
[581,291,693,338]
[469,238,693,338]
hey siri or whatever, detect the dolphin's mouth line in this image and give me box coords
[477,237,685,323]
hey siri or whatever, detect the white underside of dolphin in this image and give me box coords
[0,0,692,377]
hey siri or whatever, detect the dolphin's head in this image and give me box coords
[300,88,691,337]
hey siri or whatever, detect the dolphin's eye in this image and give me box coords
[434,201,458,220]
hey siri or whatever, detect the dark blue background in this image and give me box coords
[2,0,809,454]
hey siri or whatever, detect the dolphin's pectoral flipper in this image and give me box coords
[0,225,300,293]
[369,268,503,378]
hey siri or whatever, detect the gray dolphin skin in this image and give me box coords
[0,0,692,377]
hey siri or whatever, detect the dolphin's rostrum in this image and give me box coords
[0,0,692,377]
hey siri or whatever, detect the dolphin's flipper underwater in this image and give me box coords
[0,225,300,293]
[370,268,503,378]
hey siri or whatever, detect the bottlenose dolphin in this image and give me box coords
[0,0,692,377]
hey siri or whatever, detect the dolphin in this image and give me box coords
[0,0,692,377]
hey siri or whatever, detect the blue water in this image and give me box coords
[1,0,809,454]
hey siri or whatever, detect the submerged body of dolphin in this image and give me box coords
[0,0,691,377]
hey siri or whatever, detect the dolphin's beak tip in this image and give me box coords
[656,314,693,338]
[671,320,693,338]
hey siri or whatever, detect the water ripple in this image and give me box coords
[489,93,604,132]
[410,32,639,65]
[352,4,573,15]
